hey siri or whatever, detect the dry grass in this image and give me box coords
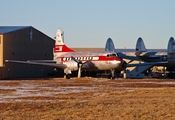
[0,78,175,119]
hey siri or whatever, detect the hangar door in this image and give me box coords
[0,35,3,67]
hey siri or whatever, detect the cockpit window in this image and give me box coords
[107,53,117,58]
[112,54,116,57]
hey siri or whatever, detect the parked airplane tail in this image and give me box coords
[167,37,175,62]
[105,38,115,51]
[135,37,147,56]
[54,29,74,59]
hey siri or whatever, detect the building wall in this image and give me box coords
[0,27,55,79]
[0,35,3,67]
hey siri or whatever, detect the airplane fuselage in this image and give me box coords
[55,51,124,72]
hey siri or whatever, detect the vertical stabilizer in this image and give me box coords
[167,37,175,62]
[55,29,64,45]
[105,38,115,51]
[135,37,147,56]
[54,29,74,59]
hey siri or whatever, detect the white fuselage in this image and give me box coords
[54,51,123,72]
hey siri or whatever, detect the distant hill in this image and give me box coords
[71,48,104,52]
[71,48,166,52]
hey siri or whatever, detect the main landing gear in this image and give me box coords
[65,74,71,79]
[108,69,115,80]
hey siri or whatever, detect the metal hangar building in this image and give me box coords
[0,26,55,79]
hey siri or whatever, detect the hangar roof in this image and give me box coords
[0,26,30,34]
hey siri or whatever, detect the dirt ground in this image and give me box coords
[1,77,175,120]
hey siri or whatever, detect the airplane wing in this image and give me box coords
[117,52,140,61]
[5,60,67,69]
[141,52,157,56]
[127,61,168,67]
[27,60,56,63]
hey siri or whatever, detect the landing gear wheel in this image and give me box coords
[108,74,115,80]
[66,74,71,79]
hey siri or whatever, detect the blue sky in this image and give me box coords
[1,0,175,49]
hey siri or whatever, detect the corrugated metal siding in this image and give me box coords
[0,35,3,67]
[1,27,55,79]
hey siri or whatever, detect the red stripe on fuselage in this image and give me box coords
[58,55,122,62]
[54,45,74,52]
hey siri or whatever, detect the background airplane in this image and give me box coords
[105,38,155,78]
[106,37,175,78]
[135,37,167,62]
[135,37,175,78]
[6,29,128,79]
[105,38,140,63]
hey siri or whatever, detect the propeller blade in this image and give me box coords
[77,66,81,78]
[71,56,83,78]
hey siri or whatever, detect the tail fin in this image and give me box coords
[54,29,74,52]
[105,38,115,51]
[135,37,147,56]
[54,29,74,59]
[167,37,175,61]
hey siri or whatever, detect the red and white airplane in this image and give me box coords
[6,29,128,79]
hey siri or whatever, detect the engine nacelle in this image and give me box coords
[64,60,78,71]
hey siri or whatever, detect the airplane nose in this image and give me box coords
[109,57,123,67]
[117,57,123,63]
[112,57,122,64]
[114,57,127,70]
